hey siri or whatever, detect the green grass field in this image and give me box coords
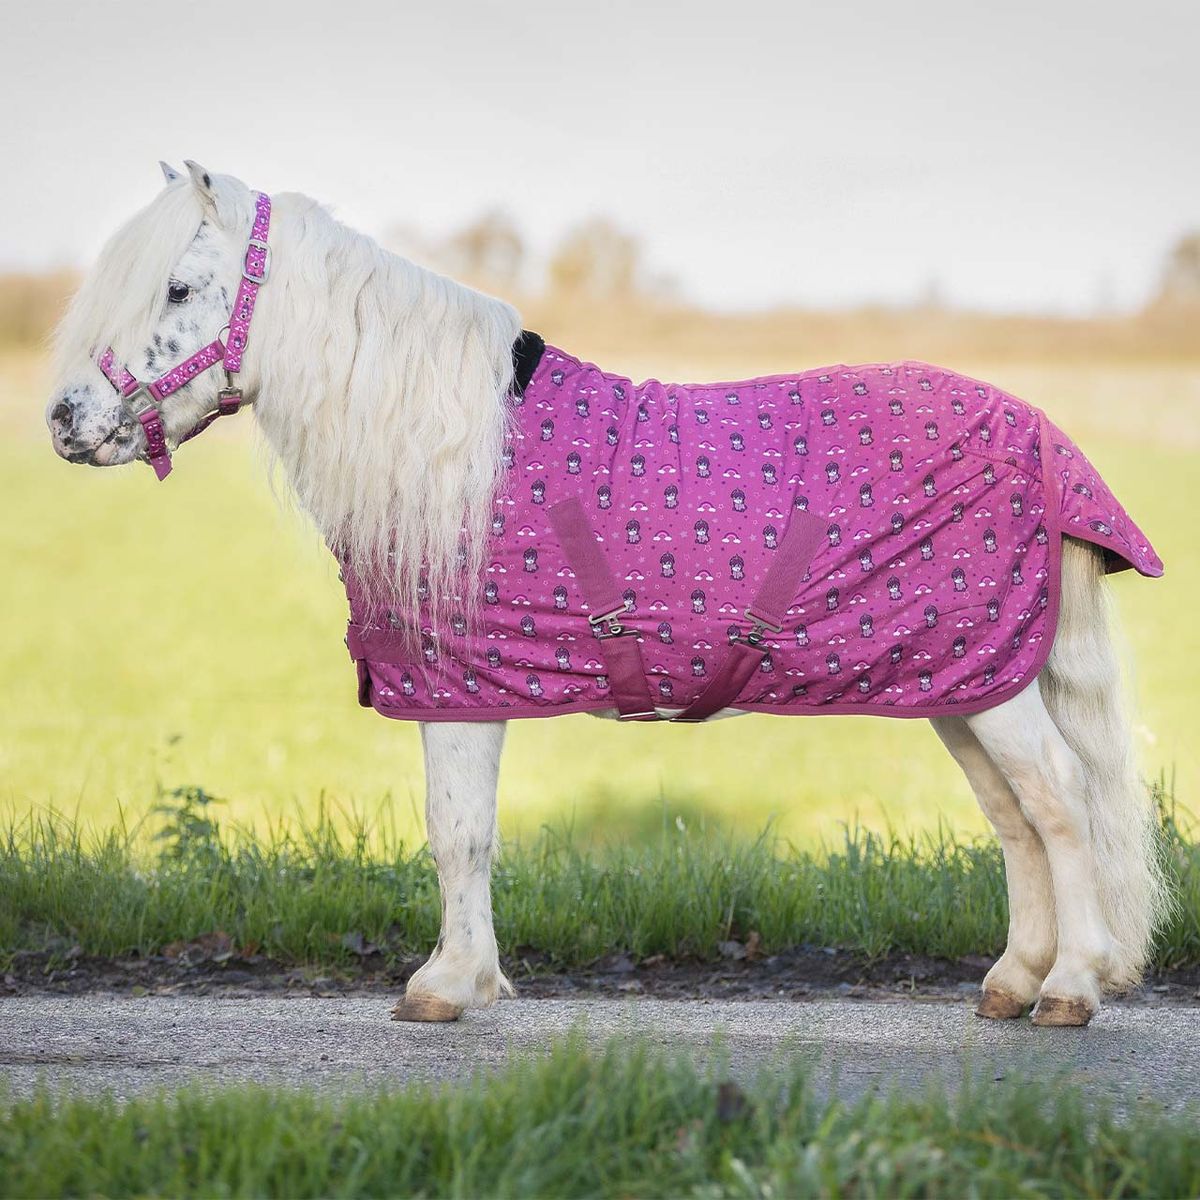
[3,1034,1199,1199]
[3,351,1197,846]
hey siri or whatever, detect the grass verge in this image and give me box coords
[3,785,1197,972]
[2,1033,1199,1198]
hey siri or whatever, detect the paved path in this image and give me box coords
[2,994,1197,1109]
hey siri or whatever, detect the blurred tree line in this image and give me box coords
[386,210,677,303]
[0,216,1195,359]
[1152,233,1200,311]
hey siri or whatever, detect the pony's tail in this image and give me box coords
[1039,537,1171,988]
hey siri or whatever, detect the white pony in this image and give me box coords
[48,163,1169,1027]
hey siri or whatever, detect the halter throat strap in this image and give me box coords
[98,191,272,480]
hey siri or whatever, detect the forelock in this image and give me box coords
[53,183,207,374]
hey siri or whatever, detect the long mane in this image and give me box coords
[254,193,522,627]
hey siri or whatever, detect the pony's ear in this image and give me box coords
[184,160,229,225]
[159,161,182,185]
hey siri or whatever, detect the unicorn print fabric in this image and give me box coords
[341,342,1161,722]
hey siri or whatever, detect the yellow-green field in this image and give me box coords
[2,350,1196,845]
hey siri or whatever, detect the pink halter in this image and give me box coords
[97,191,272,480]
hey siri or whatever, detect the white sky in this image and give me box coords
[2,0,1196,313]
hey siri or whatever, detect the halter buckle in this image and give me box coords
[243,239,271,284]
[217,386,244,415]
[215,361,244,412]
[125,383,158,418]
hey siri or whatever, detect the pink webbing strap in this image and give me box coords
[547,497,659,721]
[223,191,272,373]
[671,508,826,722]
[97,347,137,394]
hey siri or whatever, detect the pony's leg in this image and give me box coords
[931,717,1056,1018]
[965,683,1115,1026]
[392,721,513,1022]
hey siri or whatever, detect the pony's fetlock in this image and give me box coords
[982,951,1049,1007]
[405,948,512,1012]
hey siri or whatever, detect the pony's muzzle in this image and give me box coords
[48,390,139,466]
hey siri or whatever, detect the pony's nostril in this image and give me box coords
[51,401,73,425]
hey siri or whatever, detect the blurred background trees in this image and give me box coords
[2,214,1196,361]
[1153,233,1200,311]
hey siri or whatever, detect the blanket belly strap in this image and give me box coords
[547,497,658,720]
[550,498,826,723]
[671,508,827,722]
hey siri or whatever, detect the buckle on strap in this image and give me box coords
[217,366,245,413]
[730,607,783,649]
[243,239,271,284]
[588,604,636,640]
[124,382,159,418]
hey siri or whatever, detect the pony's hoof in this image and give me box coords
[390,994,464,1023]
[975,987,1028,1020]
[1031,995,1095,1027]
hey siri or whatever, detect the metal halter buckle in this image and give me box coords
[217,368,244,414]
[124,383,158,418]
[243,239,271,284]
[588,604,635,640]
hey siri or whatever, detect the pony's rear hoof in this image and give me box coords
[1031,995,1095,1027]
[976,988,1028,1020]
[390,994,464,1023]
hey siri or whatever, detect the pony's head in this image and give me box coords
[48,161,258,467]
[48,159,523,625]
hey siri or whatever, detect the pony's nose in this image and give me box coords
[51,400,74,426]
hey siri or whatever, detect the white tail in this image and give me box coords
[1039,537,1172,987]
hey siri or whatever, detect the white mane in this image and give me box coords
[59,179,523,628]
[253,193,521,626]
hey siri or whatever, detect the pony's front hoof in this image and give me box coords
[976,987,1028,1020]
[390,994,464,1023]
[1031,995,1095,1027]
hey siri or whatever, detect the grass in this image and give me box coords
[3,785,1197,972]
[2,350,1198,848]
[2,1033,1199,1198]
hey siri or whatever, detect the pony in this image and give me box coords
[47,162,1169,1026]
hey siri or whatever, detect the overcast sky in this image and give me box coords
[2,0,1195,313]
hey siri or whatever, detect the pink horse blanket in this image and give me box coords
[342,343,1161,722]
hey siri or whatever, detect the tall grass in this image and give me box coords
[2,1033,1199,1198]
[3,785,1196,972]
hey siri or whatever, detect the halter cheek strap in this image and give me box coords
[97,190,272,481]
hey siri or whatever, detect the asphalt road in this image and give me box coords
[2,994,1198,1109]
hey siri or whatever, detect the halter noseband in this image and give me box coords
[97,191,272,480]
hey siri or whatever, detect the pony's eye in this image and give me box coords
[167,281,191,304]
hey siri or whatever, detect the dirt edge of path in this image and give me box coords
[5,945,1199,1007]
